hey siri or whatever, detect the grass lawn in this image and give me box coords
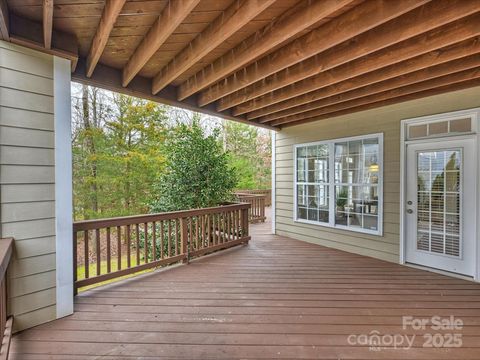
[76,256,153,292]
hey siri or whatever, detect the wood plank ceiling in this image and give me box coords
[2,0,480,130]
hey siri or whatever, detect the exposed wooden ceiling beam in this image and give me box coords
[198,0,427,107]
[281,78,480,128]
[255,36,480,122]
[263,55,480,125]
[122,0,200,87]
[271,68,480,126]
[72,58,277,131]
[151,0,277,95]
[227,0,480,114]
[86,0,126,78]
[43,0,53,49]
[8,13,78,70]
[0,0,9,40]
[176,0,354,101]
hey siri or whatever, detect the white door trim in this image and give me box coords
[400,107,480,281]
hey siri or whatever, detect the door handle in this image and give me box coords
[406,209,414,214]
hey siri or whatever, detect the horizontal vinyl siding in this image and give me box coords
[275,85,480,263]
[0,41,56,331]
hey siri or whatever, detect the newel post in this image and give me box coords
[180,217,189,263]
[241,207,249,238]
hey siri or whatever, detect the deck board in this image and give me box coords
[11,212,480,359]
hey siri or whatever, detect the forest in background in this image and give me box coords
[72,83,272,220]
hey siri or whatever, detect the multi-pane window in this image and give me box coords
[295,134,383,235]
[296,144,329,223]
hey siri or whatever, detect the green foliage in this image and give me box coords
[150,121,237,212]
[223,121,271,190]
[229,156,257,189]
[72,84,271,220]
[72,88,167,220]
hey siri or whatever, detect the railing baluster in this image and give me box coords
[160,221,164,259]
[201,215,205,248]
[229,211,233,242]
[222,211,226,243]
[175,219,179,255]
[167,220,172,258]
[117,226,122,270]
[212,214,217,245]
[135,224,140,266]
[106,227,111,273]
[152,221,157,261]
[95,229,101,276]
[231,211,234,241]
[206,215,210,247]
[84,230,89,279]
[218,213,222,243]
[237,209,241,239]
[224,212,228,243]
[73,231,78,291]
[126,225,131,268]
[144,222,148,263]
[198,216,202,248]
[188,217,193,252]
[232,211,235,241]
[235,210,239,240]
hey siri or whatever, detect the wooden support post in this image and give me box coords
[0,0,9,41]
[42,0,53,49]
[241,208,250,238]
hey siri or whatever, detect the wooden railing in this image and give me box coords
[0,238,13,360]
[73,203,250,292]
[234,193,266,223]
[236,189,271,206]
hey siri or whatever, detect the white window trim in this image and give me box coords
[293,133,384,236]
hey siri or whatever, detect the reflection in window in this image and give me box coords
[295,135,382,235]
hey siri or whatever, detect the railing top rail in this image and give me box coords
[73,202,250,231]
[235,189,271,193]
[234,192,267,199]
[0,238,13,283]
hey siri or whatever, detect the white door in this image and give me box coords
[405,138,476,276]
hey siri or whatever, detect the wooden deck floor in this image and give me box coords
[11,212,480,359]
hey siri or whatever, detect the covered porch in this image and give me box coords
[1,0,480,358]
[11,211,480,359]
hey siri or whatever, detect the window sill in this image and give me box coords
[293,217,383,236]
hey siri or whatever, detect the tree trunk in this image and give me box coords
[82,85,98,217]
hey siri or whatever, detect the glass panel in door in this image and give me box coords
[416,150,461,257]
